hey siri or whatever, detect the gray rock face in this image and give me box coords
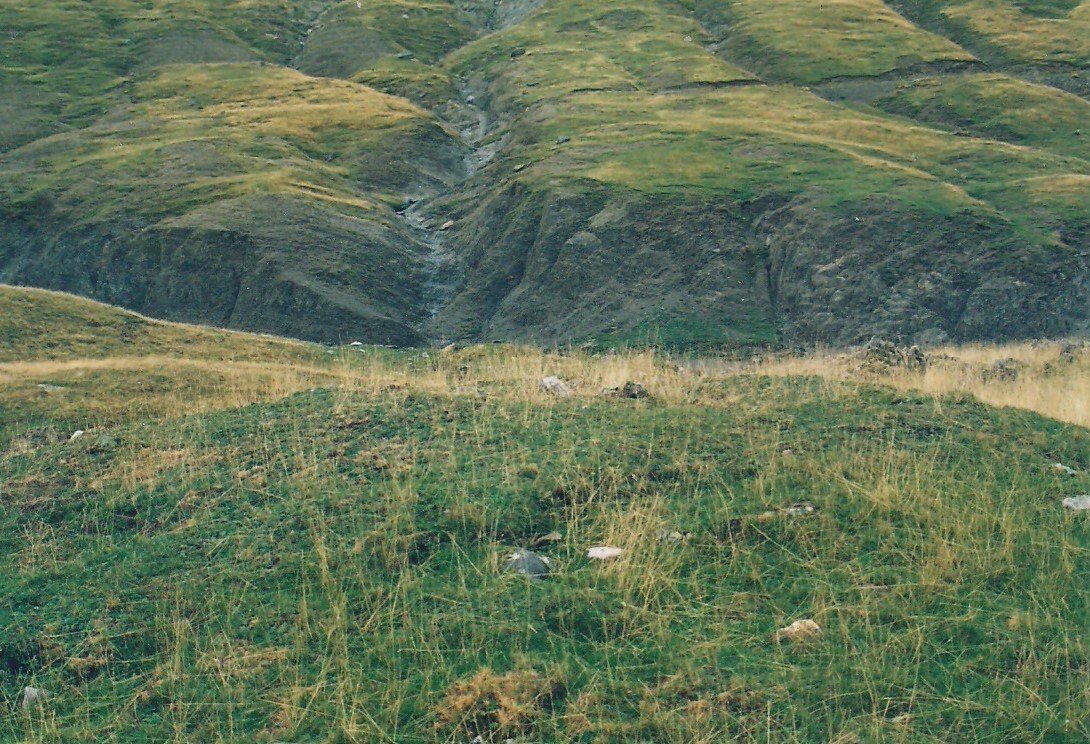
[430,186,1090,348]
[502,549,551,578]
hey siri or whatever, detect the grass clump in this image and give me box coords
[435,668,564,741]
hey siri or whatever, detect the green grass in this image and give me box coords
[875,73,1090,159]
[2,292,1089,740]
[940,0,1090,65]
[503,83,1088,237]
[0,0,327,142]
[591,310,781,354]
[712,0,975,83]
[296,0,479,79]
[0,63,453,224]
[351,58,460,109]
[441,0,1087,252]
[447,0,757,109]
[888,0,1090,65]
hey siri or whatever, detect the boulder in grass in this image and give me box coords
[540,376,573,396]
[773,619,823,644]
[587,546,624,560]
[502,549,551,579]
[1062,495,1090,511]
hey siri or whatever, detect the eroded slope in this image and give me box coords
[0,0,1088,347]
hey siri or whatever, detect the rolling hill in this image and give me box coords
[1,0,1089,347]
[3,285,1090,741]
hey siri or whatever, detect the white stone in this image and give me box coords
[539,376,573,396]
[21,687,45,711]
[1062,495,1090,511]
[773,619,823,643]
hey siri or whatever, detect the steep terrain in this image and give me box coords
[3,286,1090,741]
[1,0,1089,346]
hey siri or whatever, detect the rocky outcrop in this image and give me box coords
[424,183,1089,347]
[0,197,431,345]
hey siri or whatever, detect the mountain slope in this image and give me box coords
[1,0,1088,346]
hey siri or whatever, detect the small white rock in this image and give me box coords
[540,376,573,396]
[440,219,455,230]
[21,687,45,711]
[69,430,85,442]
[587,546,624,560]
[1053,462,1077,476]
[1062,495,1090,511]
[349,341,364,346]
[773,619,823,643]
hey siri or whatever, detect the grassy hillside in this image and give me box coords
[3,288,1090,742]
[0,0,1088,347]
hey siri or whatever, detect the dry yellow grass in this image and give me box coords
[6,329,1088,432]
[755,340,1090,428]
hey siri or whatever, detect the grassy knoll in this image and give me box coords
[888,0,1090,65]
[3,288,1090,742]
[482,80,1089,237]
[0,286,321,363]
[296,0,479,79]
